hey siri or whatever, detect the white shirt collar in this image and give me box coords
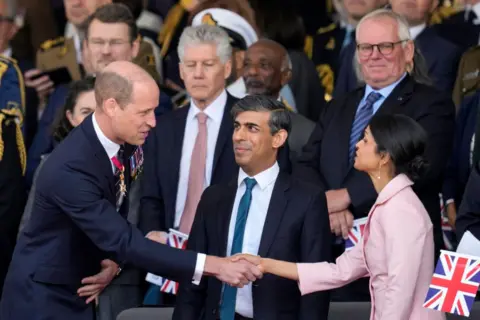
[92,113,121,159]
[409,23,426,40]
[1,47,12,58]
[227,77,247,99]
[65,22,82,63]
[472,3,480,22]
[189,89,227,124]
[237,162,279,191]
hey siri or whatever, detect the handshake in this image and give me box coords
[146,231,265,288]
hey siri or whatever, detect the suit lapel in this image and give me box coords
[374,75,414,117]
[257,172,290,257]
[414,28,436,71]
[212,94,235,174]
[171,106,189,189]
[217,181,237,256]
[81,115,116,197]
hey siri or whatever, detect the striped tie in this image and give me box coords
[348,92,382,164]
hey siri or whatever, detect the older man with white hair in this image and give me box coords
[295,8,455,301]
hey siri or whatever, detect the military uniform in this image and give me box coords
[36,35,162,83]
[0,55,27,299]
[304,22,350,102]
[452,46,480,109]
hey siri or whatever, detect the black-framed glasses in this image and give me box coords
[356,40,408,57]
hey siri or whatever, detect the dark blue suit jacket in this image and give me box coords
[442,91,480,207]
[174,172,332,320]
[457,161,480,241]
[0,115,197,320]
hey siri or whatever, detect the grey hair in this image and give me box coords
[177,25,232,64]
[231,95,292,135]
[95,71,133,109]
[356,9,411,45]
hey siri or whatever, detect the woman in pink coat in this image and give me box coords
[236,114,445,320]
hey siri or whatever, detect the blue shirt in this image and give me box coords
[357,73,407,115]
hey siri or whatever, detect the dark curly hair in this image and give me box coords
[51,76,96,143]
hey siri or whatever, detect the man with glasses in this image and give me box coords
[295,8,455,302]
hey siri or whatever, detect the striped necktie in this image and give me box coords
[348,92,382,164]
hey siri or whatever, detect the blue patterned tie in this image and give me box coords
[348,92,382,164]
[220,178,257,320]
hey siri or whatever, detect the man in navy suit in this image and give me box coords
[0,61,263,320]
[173,95,331,320]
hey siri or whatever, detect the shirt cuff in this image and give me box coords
[445,199,454,205]
[192,253,206,285]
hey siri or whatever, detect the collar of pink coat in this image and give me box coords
[374,173,414,205]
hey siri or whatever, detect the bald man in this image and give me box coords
[243,39,316,163]
[0,61,263,320]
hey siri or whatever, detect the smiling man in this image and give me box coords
[173,95,331,320]
[295,8,455,302]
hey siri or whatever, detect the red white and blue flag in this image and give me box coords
[423,250,480,317]
[345,217,368,251]
[145,229,188,295]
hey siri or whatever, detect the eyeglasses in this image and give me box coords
[356,40,408,57]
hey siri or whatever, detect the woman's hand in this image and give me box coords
[231,254,265,272]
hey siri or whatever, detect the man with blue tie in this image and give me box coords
[173,95,332,320]
[296,9,455,301]
[0,60,263,320]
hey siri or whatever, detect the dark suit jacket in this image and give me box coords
[434,10,480,53]
[457,161,480,241]
[139,93,291,235]
[0,115,198,320]
[415,27,462,93]
[173,172,332,320]
[296,75,455,255]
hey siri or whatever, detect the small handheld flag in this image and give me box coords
[423,250,480,317]
[344,217,368,251]
[145,228,188,295]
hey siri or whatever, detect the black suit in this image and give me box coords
[434,10,480,53]
[139,93,239,234]
[296,75,455,299]
[139,93,290,234]
[415,27,462,92]
[456,161,480,241]
[173,171,332,320]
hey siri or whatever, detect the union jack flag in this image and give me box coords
[344,217,368,251]
[423,250,480,317]
[159,230,188,295]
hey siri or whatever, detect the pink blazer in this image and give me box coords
[297,174,446,320]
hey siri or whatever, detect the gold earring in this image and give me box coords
[377,165,382,179]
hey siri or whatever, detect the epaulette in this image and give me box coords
[39,37,67,52]
[0,57,26,175]
[317,23,337,35]
[429,3,462,25]
[158,3,186,58]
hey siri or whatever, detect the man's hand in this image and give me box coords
[24,69,55,103]
[146,231,168,244]
[77,259,118,304]
[326,189,351,213]
[230,254,264,272]
[329,210,354,239]
[446,202,456,229]
[204,256,263,288]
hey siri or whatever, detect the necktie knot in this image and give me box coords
[244,178,257,191]
[364,91,382,107]
[197,112,207,124]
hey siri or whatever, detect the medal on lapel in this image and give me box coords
[112,156,127,196]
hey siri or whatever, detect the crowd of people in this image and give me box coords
[1,0,480,319]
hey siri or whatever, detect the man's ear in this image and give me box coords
[280,69,292,87]
[272,129,288,149]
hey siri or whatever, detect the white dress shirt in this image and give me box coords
[91,113,206,284]
[409,23,426,40]
[65,22,82,63]
[226,162,280,318]
[174,90,228,228]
